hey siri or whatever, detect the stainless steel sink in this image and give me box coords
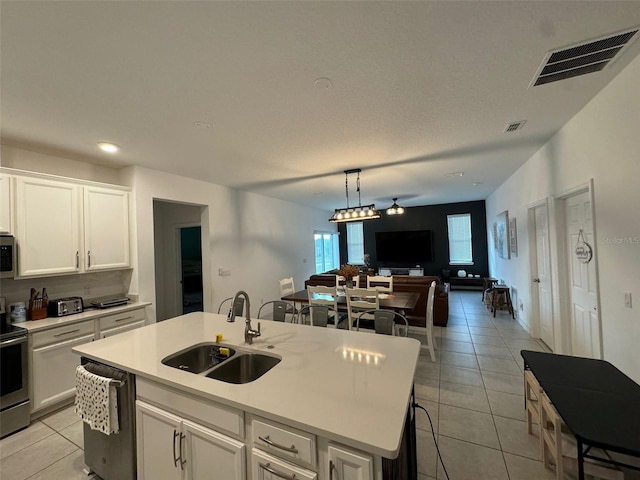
[206,353,281,384]
[161,343,236,374]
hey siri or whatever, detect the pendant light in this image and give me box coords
[329,169,381,223]
[386,198,405,215]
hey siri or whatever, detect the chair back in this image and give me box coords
[279,277,295,296]
[366,275,393,292]
[257,301,294,322]
[308,285,338,309]
[296,304,337,327]
[356,309,409,336]
[336,275,360,288]
[345,287,379,331]
[217,296,245,316]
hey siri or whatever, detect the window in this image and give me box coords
[447,214,474,265]
[346,222,365,264]
[314,231,339,273]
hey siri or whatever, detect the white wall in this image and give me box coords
[487,54,640,382]
[123,165,333,324]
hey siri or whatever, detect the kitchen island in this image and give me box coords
[73,312,421,480]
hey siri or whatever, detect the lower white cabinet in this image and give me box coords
[31,321,95,412]
[328,444,373,480]
[136,400,245,480]
[251,448,317,480]
[100,320,145,339]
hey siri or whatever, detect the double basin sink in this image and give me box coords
[161,342,281,384]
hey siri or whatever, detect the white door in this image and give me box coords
[328,445,373,480]
[84,186,130,270]
[533,204,554,350]
[182,420,245,480]
[565,191,601,358]
[15,177,81,276]
[136,401,183,480]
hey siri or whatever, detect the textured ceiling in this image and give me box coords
[2,1,640,212]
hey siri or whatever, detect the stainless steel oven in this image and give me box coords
[0,323,30,437]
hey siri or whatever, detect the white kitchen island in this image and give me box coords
[73,311,421,480]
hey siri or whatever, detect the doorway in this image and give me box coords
[178,225,203,314]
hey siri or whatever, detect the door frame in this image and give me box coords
[175,222,202,315]
[526,197,553,346]
[553,179,603,358]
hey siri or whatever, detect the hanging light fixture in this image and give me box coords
[329,169,381,223]
[386,198,405,215]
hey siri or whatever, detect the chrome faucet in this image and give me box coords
[227,290,261,345]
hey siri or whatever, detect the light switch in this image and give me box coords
[624,292,632,308]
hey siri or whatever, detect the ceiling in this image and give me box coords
[2,1,640,212]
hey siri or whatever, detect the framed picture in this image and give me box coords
[509,217,518,257]
[492,222,498,252]
[496,211,510,259]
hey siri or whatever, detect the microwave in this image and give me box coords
[0,235,16,279]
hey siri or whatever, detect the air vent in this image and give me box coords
[531,27,639,87]
[504,121,526,133]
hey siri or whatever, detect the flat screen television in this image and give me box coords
[375,230,433,264]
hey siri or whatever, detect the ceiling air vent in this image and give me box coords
[504,121,526,133]
[531,27,639,87]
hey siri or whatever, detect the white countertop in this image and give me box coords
[72,312,420,457]
[18,302,151,332]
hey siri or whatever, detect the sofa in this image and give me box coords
[305,274,449,327]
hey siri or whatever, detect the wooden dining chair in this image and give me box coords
[345,287,379,331]
[307,285,340,327]
[366,275,393,292]
[423,281,437,362]
[336,275,360,288]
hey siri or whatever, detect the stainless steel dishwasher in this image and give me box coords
[81,358,136,480]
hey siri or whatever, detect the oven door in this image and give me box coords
[0,335,29,409]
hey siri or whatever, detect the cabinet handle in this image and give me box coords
[258,462,297,480]
[258,435,299,454]
[53,329,80,337]
[115,315,133,322]
[88,251,91,268]
[329,460,335,480]
[179,432,186,470]
[172,429,180,468]
[76,251,79,269]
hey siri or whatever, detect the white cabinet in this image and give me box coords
[99,308,146,339]
[136,401,245,480]
[83,186,129,271]
[15,176,81,276]
[0,173,12,234]
[251,448,317,480]
[100,320,145,339]
[30,320,95,412]
[12,172,131,277]
[328,444,373,480]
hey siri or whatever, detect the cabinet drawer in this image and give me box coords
[136,378,244,439]
[99,308,145,331]
[252,417,316,468]
[251,448,317,480]
[32,320,95,348]
[101,320,144,339]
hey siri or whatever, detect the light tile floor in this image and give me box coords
[1,290,635,479]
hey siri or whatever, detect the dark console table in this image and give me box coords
[521,350,640,480]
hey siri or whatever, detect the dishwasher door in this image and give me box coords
[81,358,136,480]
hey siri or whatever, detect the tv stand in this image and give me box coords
[378,267,424,276]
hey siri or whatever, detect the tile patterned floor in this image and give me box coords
[2,291,628,479]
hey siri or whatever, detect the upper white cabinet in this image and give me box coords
[0,173,12,234]
[84,186,129,271]
[15,176,82,276]
[10,171,131,277]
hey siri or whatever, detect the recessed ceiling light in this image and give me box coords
[194,121,211,128]
[97,142,120,154]
[444,172,464,178]
[314,77,332,90]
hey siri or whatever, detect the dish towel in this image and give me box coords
[74,365,119,435]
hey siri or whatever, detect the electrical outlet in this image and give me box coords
[520,302,524,311]
[624,292,632,308]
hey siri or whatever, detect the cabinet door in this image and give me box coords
[251,448,317,480]
[182,419,245,480]
[100,320,145,339]
[31,333,95,411]
[0,173,12,234]
[328,445,373,480]
[15,176,81,276]
[136,401,183,480]
[84,186,130,270]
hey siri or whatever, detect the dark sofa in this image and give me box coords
[305,274,449,327]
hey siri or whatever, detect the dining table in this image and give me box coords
[281,288,420,314]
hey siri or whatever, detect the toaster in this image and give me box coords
[47,297,84,317]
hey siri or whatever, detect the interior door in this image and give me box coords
[533,204,554,350]
[565,190,601,358]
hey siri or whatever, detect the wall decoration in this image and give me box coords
[574,228,593,263]
[493,222,498,252]
[496,211,510,259]
[509,217,518,257]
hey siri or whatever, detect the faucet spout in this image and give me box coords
[227,290,260,345]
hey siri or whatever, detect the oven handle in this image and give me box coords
[0,335,28,347]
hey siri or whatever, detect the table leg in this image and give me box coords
[577,438,585,480]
